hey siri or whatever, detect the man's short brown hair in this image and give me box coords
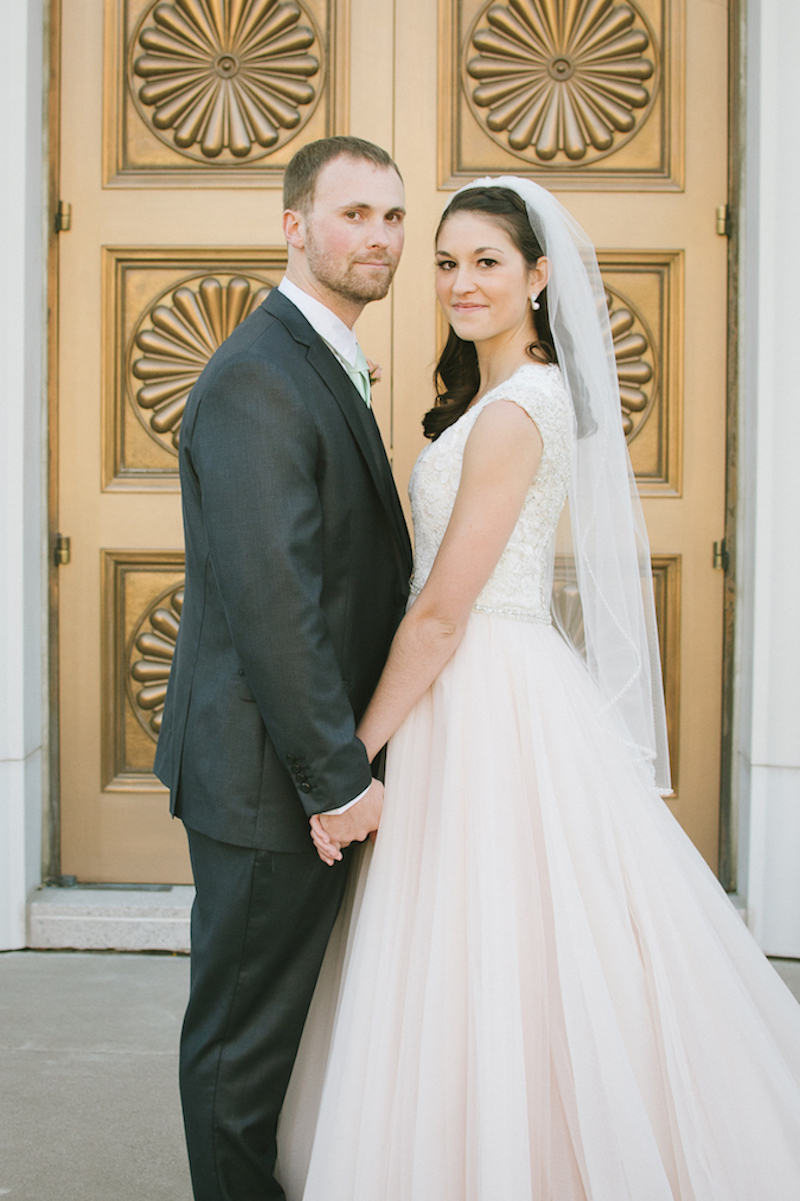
[283,136,402,214]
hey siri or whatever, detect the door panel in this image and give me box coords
[58,0,340,881]
[389,0,728,864]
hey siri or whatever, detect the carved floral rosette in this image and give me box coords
[129,0,326,163]
[127,272,272,454]
[605,284,657,440]
[465,0,659,167]
[127,583,184,740]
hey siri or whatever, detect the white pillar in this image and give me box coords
[737,0,800,954]
[0,0,46,949]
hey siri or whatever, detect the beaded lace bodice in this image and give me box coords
[409,364,572,623]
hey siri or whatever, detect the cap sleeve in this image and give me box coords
[477,365,573,467]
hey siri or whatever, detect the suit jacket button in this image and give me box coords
[300,782,311,793]
[287,754,297,764]
[238,668,245,675]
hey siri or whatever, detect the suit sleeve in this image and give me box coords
[187,354,373,816]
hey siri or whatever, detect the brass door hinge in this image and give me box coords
[54,534,71,565]
[716,204,731,237]
[55,200,71,233]
[713,539,728,571]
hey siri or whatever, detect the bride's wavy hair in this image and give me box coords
[424,187,556,441]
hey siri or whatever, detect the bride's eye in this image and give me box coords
[478,257,498,268]
[436,259,456,271]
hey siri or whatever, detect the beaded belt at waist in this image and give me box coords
[408,582,552,626]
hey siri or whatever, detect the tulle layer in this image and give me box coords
[277,615,800,1201]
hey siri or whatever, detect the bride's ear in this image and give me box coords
[530,255,550,295]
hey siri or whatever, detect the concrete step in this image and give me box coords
[27,885,193,952]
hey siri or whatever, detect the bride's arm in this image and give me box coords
[312,400,542,862]
[358,398,543,761]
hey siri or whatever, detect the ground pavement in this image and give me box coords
[1,951,799,1200]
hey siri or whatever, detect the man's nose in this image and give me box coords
[366,220,391,247]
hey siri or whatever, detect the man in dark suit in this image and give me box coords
[154,136,412,1201]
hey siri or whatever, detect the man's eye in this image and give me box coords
[345,211,362,220]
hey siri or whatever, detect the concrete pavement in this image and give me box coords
[0,952,192,1201]
[1,951,799,1200]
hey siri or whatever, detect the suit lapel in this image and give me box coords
[263,291,412,570]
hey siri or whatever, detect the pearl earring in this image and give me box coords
[531,294,540,312]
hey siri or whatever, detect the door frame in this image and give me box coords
[718,0,743,893]
[44,0,744,885]
[46,0,62,884]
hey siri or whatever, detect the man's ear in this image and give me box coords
[283,208,305,250]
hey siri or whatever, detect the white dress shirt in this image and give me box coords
[276,276,372,816]
[278,276,363,376]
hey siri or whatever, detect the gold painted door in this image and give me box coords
[56,0,728,881]
[381,0,728,866]
[57,0,345,882]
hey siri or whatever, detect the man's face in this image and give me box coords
[301,156,406,305]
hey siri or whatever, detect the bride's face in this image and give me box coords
[435,211,544,347]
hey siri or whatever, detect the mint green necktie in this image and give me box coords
[346,344,371,408]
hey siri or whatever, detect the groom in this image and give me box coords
[154,136,412,1200]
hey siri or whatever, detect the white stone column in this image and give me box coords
[0,0,46,949]
[736,0,800,954]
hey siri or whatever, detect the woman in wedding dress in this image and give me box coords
[275,178,800,1201]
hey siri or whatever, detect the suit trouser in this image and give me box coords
[181,824,350,1201]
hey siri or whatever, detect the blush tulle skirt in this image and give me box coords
[275,614,800,1200]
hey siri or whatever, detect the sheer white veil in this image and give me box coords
[444,176,671,795]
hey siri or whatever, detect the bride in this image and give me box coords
[276,178,800,1200]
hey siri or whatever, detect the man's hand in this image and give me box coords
[309,778,384,866]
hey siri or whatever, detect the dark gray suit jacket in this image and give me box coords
[154,288,412,852]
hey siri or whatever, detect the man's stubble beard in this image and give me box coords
[305,226,398,305]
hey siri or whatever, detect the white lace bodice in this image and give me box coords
[409,364,572,623]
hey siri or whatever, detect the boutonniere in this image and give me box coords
[366,359,382,386]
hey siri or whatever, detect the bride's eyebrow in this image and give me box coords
[434,246,505,256]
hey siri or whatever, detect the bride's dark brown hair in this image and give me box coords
[424,187,556,441]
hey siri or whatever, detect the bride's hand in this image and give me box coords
[309,779,384,865]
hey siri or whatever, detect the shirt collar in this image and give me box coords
[277,276,360,370]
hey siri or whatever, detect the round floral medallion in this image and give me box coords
[465,0,658,166]
[128,585,184,741]
[605,284,657,441]
[128,272,272,454]
[130,0,325,163]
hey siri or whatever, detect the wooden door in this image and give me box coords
[55,0,728,880]
[57,0,345,882]
[384,0,729,866]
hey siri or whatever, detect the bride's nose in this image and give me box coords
[451,267,477,295]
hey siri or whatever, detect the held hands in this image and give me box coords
[310,777,384,866]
